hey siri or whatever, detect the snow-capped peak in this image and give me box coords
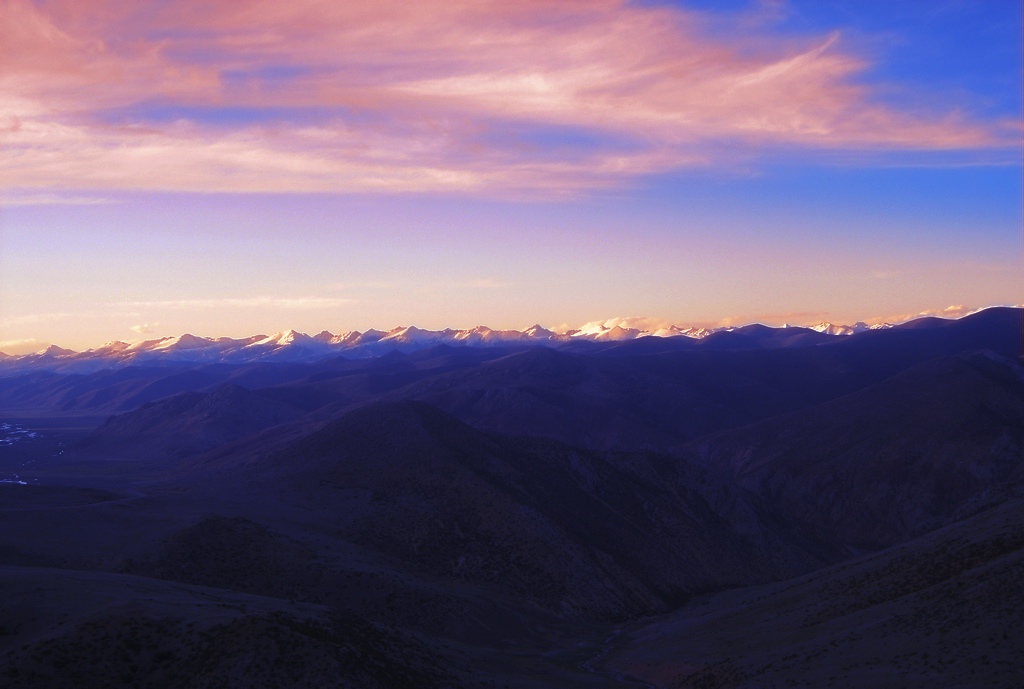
[152,334,217,351]
[524,324,555,338]
[247,329,317,348]
[810,321,874,336]
[91,341,131,354]
[39,344,75,357]
[382,326,454,344]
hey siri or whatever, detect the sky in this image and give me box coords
[0,0,1020,354]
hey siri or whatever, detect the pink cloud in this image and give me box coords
[0,0,1008,197]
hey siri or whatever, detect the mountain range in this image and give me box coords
[0,318,900,374]
[0,306,1021,687]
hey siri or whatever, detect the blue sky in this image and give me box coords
[0,0,1019,352]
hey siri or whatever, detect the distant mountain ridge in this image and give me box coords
[0,307,1016,375]
[0,317,899,371]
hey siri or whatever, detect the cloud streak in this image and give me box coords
[115,296,355,310]
[0,0,1008,197]
[0,338,39,355]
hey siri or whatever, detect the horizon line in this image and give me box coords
[3,303,1020,358]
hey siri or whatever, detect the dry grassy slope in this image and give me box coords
[125,514,533,643]
[0,566,455,689]
[605,497,1024,689]
[0,565,629,689]
[0,479,583,649]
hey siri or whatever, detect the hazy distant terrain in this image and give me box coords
[1,308,1021,687]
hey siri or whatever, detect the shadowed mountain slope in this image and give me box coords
[378,307,1022,453]
[694,323,831,350]
[0,565,455,689]
[0,368,219,416]
[77,384,308,459]
[606,496,1024,689]
[192,400,828,621]
[687,350,1024,550]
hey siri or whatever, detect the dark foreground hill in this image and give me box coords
[606,496,1024,689]
[0,566,457,689]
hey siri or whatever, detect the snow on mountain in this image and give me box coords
[451,326,494,343]
[312,330,369,346]
[90,341,132,355]
[592,325,643,341]
[40,345,76,358]
[246,330,320,348]
[810,321,893,336]
[811,321,868,336]
[451,326,563,345]
[381,325,452,345]
[0,314,933,374]
[0,345,76,370]
[154,333,218,351]
[649,325,689,338]
[126,336,175,352]
[566,321,628,339]
[353,329,386,345]
[676,326,714,339]
[523,324,556,339]
[566,317,699,341]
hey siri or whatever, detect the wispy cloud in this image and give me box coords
[115,296,355,310]
[0,191,115,207]
[130,323,159,334]
[0,0,1008,199]
[0,337,39,355]
[0,312,79,327]
[921,304,971,318]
